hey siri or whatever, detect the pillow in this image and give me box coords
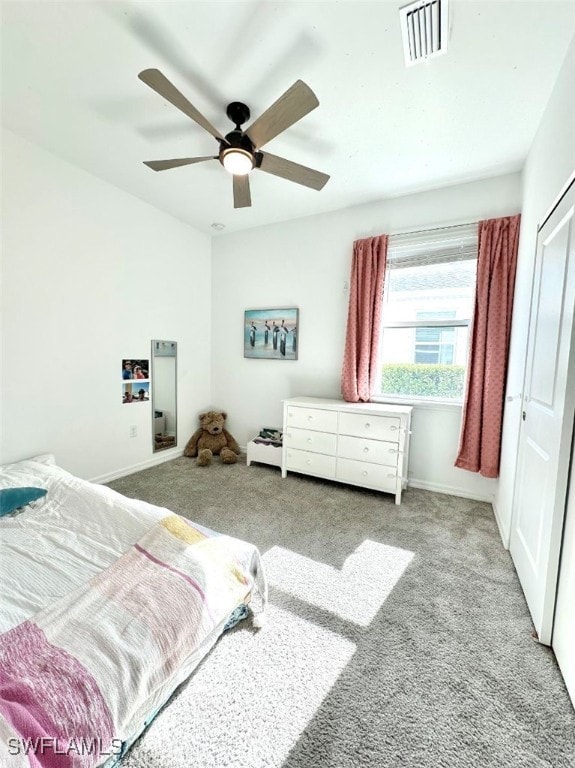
[1,457,71,487]
[0,487,47,517]
[1,457,61,491]
[29,454,56,466]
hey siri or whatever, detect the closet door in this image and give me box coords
[553,459,575,708]
[509,180,575,645]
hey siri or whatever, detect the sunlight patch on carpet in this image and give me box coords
[263,540,414,626]
[122,604,355,768]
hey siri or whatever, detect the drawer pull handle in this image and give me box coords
[362,470,368,476]
[308,415,313,421]
[363,447,369,453]
[365,422,370,429]
[388,473,396,478]
[390,425,398,431]
[307,438,312,443]
[388,448,396,454]
[306,459,312,465]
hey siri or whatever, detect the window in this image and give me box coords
[376,223,478,402]
[415,311,456,364]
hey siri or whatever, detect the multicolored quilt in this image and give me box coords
[0,515,267,767]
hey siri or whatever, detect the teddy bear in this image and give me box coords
[184,410,240,466]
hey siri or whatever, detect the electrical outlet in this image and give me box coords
[129,425,137,438]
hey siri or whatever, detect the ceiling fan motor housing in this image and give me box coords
[219,105,257,171]
[222,129,254,153]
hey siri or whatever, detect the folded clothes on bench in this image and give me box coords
[253,437,282,447]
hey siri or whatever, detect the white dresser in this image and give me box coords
[282,397,412,504]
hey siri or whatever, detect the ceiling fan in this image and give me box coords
[138,69,330,209]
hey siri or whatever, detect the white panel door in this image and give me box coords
[553,458,575,707]
[510,181,575,645]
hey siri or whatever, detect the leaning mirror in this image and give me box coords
[151,340,177,452]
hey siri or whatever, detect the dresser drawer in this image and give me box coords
[285,427,337,455]
[286,406,338,433]
[285,448,336,479]
[336,458,398,492]
[337,435,399,467]
[339,412,400,442]
[282,397,412,504]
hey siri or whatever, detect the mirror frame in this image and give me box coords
[151,340,178,453]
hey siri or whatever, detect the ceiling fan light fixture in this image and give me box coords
[139,71,330,208]
[221,147,254,176]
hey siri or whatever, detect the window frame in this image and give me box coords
[373,223,478,406]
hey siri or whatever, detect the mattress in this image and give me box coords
[0,455,267,768]
[0,456,176,634]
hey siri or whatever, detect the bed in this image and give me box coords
[0,455,267,768]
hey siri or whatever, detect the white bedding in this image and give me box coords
[0,457,172,634]
[0,456,267,767]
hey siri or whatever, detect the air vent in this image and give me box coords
[400,0,449,67]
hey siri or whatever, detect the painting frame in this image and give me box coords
[244,308,299,360]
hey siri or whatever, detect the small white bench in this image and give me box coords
[246,439,282,469]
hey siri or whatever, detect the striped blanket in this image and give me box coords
[0,515,267,767]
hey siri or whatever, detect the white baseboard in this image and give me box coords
[408,477,494,504]
[90,449,184,484]
[491,497,511,549]
[92,456,494,506]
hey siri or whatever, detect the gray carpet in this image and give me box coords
[107,457,575,768]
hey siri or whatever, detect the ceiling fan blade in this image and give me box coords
[143,156,216,172]
[246,80,319,149]
[233,175,252,209]
[258,152,330,191]
[138,69,225,142]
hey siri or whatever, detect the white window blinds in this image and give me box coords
[387,222,478,269]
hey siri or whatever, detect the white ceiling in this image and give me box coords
[2,1,574,236]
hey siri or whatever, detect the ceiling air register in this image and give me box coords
[400,0,449,66]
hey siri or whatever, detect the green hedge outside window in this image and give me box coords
[381,363,465,400]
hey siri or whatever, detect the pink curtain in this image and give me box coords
[341,235,388,402]
[455,215,521,478]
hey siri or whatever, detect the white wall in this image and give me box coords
[0,129,211,481]
[495,40,575,545]
[211,173,522,501]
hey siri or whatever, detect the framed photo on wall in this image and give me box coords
[244,308,299,360]
[122,359,149,380]
[122,357,150,404]
[123,381,150,404]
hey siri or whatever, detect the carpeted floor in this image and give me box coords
[107,457,575,768]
